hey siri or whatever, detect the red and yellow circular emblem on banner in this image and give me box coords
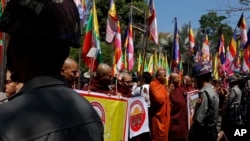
[130,100,146,132]
[91,101,105,124]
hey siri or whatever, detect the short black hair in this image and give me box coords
[142,72,152,84]
[7,35,70,74]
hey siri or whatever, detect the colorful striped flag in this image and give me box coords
[242,29,250,72]
[218,32,226,65]
[202,34,210,62]
[143,57,148,72]
[147,0,158,44]
[105,0,123,74]
[82,0,102,71]
[147,55,154,75]
[171,18,180,72]
[225,29,238,74]
[137,53,142,73]
[237,13,248,48]
[154,50,158,72]
[164,54,170,86]
[189,23,195,54]
[114,21,123,72]
[213,53,219,80]
[124,18,134,71]
[106,0,118,43]
[81,0,87,24]
[218,31,226,74]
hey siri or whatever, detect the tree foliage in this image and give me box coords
[199,12,233,54]
[71,0,148,71]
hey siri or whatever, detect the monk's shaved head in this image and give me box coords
[119,72,132,81]
[62,57,78,69]
[156,69,166,77]
[170,72,179,79]
[184,75,191,82]
[96,63,112,77]
[156,69,166,84]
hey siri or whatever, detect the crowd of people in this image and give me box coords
[0,0,249,141]
[60,59,249,141]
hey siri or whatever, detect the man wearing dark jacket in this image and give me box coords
[0,0,104,140]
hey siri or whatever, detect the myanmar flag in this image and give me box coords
[82,0,102,71]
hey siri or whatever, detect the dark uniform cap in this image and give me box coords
[0,0,81,48]
[192,62,212,77]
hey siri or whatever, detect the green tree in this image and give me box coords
[199,12,233,54]
[75,0,148,71]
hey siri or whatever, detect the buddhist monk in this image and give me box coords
[82,63,113,94]
[61,57,79,88]
[149,69,171,141]
[116,72,133,97]
[183,75,196,92]
[169,74,188,141]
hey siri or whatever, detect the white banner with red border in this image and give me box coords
[128,96,150,138]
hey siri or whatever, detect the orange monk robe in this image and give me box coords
[149,78,171,141]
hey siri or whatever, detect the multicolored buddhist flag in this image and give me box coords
[163,54,170,86]
[154,50,158,72]
[147,55,154,75]
[237,12,248,48]
[114,21,123,72]
[171,18,180,72]
[189,22,195,54]
[82,0,102,71]
[143,57,148,72]
[225,28,238,74]
[242,29,250,72]
[213,53,219,80]
[137,53,142,73]
[218,32,225,65]
[147,0,158,44]
[124,18,134,71]
[105,0,123,74]
[106,0,118,43]
[202,34,210,62]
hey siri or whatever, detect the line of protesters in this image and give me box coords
[2,55,250,141]
[62,59,248,141]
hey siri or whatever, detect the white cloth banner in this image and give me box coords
[128,96,150,138]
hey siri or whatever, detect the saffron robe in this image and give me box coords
[149,78,171,141]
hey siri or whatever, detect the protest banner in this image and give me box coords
[187,90,199,129]
[128,96,149,138]
[76,90,129,141]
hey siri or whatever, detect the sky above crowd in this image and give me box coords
[154,0,248,33]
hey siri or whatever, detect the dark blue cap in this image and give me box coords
[192,62,212,77]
